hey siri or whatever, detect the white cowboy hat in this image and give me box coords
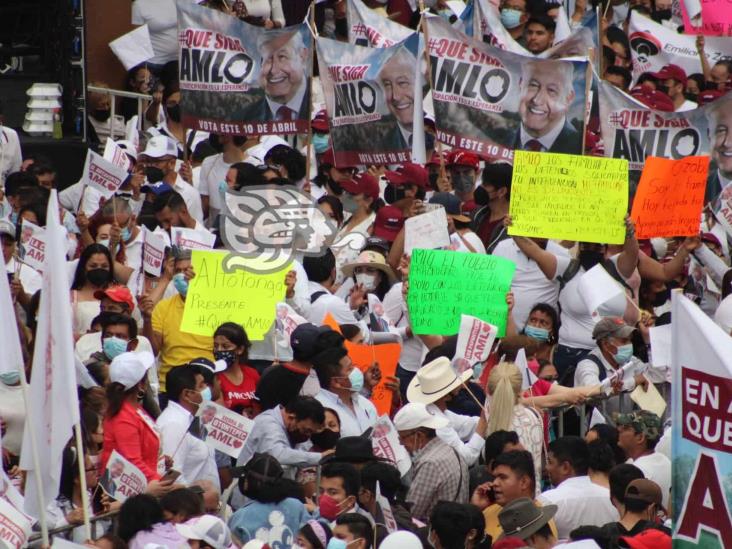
[341,250,398,283]
[406,356,473,405]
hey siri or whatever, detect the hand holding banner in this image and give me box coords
[18,220,46,272]
[196,401,254,458]
[454,315,497,373]
[100,450,147,502]
[404,207,451,254]
[171,227,216,250]
[142,226,166,277]
[82,150,128,198]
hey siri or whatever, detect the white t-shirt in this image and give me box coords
[675,99,698,112]
[493,239,569,328]
[199,153,232,212]
[131,0,179,65]
[382,282,427,372]
[239,0,285,26]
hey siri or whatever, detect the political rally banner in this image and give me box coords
[671,292,732,548]
[142,226,167,277]
[347,0,415,48]
[0,497,32,549]
[197,401,254,458]
[598,80,732,200]
[17,220,46,272]
[372,415,412,477]
[103,138,132,173]
[176,0,312,136]
[426,17,588,161]
[274,302,308,340]
[628,12,732,85]
[82,150,128,198]
[317,34,420,166]
[171,226,216,250]
[681,0,732,37]
[100,450,147,502]
[453,314,497,373]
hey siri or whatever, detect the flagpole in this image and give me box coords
[73,423,93,540]
[17,371,50,546]
[305,0,317,185]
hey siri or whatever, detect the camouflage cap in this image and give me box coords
[615,410,662,442]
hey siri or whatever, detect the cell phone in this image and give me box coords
[160,469,181,483]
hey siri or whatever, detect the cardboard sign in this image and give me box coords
[171,226,216,250]
[83,150,128,198]
[142,226,167,277]
[103,138,132,172]
[630,156,709,239]
[371,415,411,477]
[100,450,148,502]
[509,150,629,245]
[404,207,451,254]
[197,401,254,458]
[180,251,288,340]
[454,315,497,373]
[17,220,46,272]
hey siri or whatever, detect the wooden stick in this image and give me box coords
[73,422,93,540]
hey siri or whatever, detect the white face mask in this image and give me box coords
[355,272,378,291]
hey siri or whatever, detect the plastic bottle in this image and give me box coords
[53,109,63,139]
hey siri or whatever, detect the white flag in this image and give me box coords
[82,150,129,199]
[109,25,155,71]
[515,348,538,391]
[19,191,80,520]
[103,139,132,173]
[577,264,625,319]
[375,481,397,534]
[125,116,140,152]
[0,264,24,376]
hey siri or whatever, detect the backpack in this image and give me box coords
[310,291,328,303]
[557,259,635,298]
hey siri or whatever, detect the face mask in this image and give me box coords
[93,109,111,121]
[97,238,111,249]
[200,386,212,402]
[0,371,20,385]
[166,104,182,123]
[428,172,439,189]
[524,325,550,342]
[656,84,670,97]
[103,336,128,359]
[500,8,523,29]
[355,272,378,291]
[173,272,189,297]
[145,166,165,184]
[652,287,670,307]
[327,539,362,549]
[473,185,490,206]
[347,368,364,393]
[579,250,604,271]
[218,180,229,194]
[214,350,237,367]
[121,226,132,242]
[653,8,671,21]
[310,428,340,450]
[312,132,330,154]
[384,184,406,205]
[341,193,359,214]
[613,343,634,364]
[684,92,698,102]
[87,268,111,287]
[451,173,474,194]
[319,493,342,522]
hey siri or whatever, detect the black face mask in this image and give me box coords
[214,350,237,367]
[288,430,310,444]
[652,287,671,307]
[93,109,111,122]
[86,268,111,287]
[166,104,182,123]
[145,166,165,184]
[656,84,670,97]
[384,184,406,205]
[684,92,698,102]
[474,185,490,206]
[579,250,604,271]
[310,428,340,450]
[652,8,672,21]
[428,172,439,190]
[208,134,224,153]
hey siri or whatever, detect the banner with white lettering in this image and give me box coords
[347,0,415,48]
[453,314,497,374]
[100,450,147,502]
[176,0,312,136]
[427,17,588,161]
[171,226,216,250]
[274,302,307,340]
[17,220,46,272]
[0,498,32,549]
[371,415,411,477]
[671,292,732,548]
[197,401,254,458]
[82,150,128,198]
[317,34,420,166]
[598,80,731,199]
[142,226,167,277]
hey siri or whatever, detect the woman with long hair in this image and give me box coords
[213,322,260,418]
[70,243,115,338]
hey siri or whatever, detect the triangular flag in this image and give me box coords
[515,348,538,391]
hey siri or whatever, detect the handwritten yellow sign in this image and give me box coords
[508,151,629,244]
[180,251,288,340]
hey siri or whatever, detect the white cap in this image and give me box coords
[116,139,138,160]
[393,402,449,431]
[109,351,154,390]
[379,531,423,549]
[176,515,233,549]
[141,135,178,159]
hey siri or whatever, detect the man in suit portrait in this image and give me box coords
[242,30,310,123]
[705,93,732,204]
[514,60,581,154]
[378,47,417,149]
[200,405,217,441]
[100,459,125,497]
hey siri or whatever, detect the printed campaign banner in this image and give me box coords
[197,401,254,458]
[142,226,167,277]
[99,450,147,502]
[598,80,732,200]
[347,0,415,48]
[0,498,32,549]
[426,17,588,161]
[372,415,412,477]
[17,220,46,272]
[176,0,312,136]
[317,33,421,166]
[671,292,732,548]
[82,150,128,198]
[171,226,216,250]
[103,138,132,173]
[454,315,497,374]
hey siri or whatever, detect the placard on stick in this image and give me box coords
[508,151,629,244]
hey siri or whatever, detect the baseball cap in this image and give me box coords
[175,515,234,549]
[630,86,675,112]
[140,135,178,159]
[393,402,450,431]
[429,192,471,223]
[290,323,332,362]
[311,110,329,132]
[109,351,154,390]
[340,172,380,200]
[697,89,723,105]
[140,181,174,195]
[447,149,480,170]
[624,479,663,506]
[384,163,429,189]
[650,64,687,85]
[319,148,357,169]
[115,139,138,161]
[379,531,422,549]
[189,357,227,374]
[615,410,663,442]
[372,205,405,242]
[592,317,635,341]
[94,285,135,312]
[0,219,15,237]
[619,528,671,549]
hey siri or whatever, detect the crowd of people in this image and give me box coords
[1,0,731,548]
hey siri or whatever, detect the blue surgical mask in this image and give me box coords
[103,336,128,359]
[173,272,189,297]
[121,226,132,242]
[200,386,212,402]
[9,211,18,225]
[524,325,550,342]
[327,539,361,549]
[0,371,21,385]
[348,368,364,393]
[500,8,523,29]
[613,343,634,364]
[312,132,330,154]
[97,238,111,249]
[218,180,229,194]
